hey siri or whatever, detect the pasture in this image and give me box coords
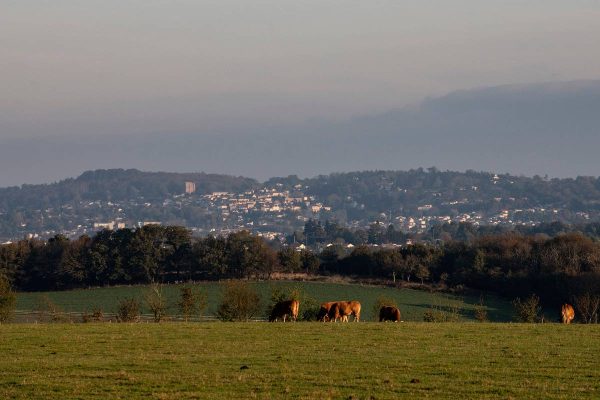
[0,323,598,399]
[15,281,516,322]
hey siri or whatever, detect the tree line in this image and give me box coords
[1,225,599,308]
[300,219,600,246]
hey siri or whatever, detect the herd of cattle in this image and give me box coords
[269,299,578,324]
[269,299,401,322]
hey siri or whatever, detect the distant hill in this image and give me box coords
[0,169,258,210]
[3,167,600,217]
[1,167,600,242]
[268,168,600,221]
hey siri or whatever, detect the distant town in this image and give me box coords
[2,168,598,245]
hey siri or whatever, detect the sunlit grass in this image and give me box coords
[1,323,598,399]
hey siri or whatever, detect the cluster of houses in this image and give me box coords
[0,181,594,245]
[201,188,331,218]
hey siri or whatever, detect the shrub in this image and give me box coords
[268,287,287,308]
[216,281,261,321]
[423,298,462,322]
[423,309,437,322]
[116,297,140,322]
[573,293,600,324]
[474,295,488,322]
[178,286,207,322]
[91,307,104,322]
[36,295,71,323]
[0,275,16,323]
[512,294,541,323]
[82,307,104,323]
[299,296,321,321]
[423,307,461,323]
[146,283,168,322]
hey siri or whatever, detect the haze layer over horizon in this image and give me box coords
[2,1,600,138]
[1,1,600,185]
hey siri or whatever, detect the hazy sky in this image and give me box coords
[2,0,600,139]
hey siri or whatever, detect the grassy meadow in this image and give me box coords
[1,322,598,399]
[15,281,516,322]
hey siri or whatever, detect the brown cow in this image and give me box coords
[348,300,361,322]
[328,302,349,322]
[379,306,401,322]
[561,303,575,324]
[324,301,361,322]
[317,302,336,322]
[269,299,299,322]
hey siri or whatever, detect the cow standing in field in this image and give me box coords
[348,300,361,322]
[561,303,575,324]
[317,302,336,322]
[323,301,362,322]
[269,299,299,322]
[379,306,401,322]
[327,302,347,322]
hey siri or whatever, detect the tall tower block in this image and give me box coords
[185,181,196,194]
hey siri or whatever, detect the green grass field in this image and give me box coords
[15,281,516,322]
[1,323,598,399]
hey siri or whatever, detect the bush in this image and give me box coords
[573,293,600,324]
[116,297,140,322]
[512,294,541,323]
[216,281,261,321]
[145,283,169,322]
[299,296,321,321]
[267,287,287,311]
[35,295,71,323]
[423,309,437,322]
[423,307,460,322]
[474,295,488,322]
[423,298,462,322]
[178,286,207,322]
[82,307,104,323]
[0,275,16,323]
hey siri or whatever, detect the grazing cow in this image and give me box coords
[348,300,361,322]
[561,303,575,324]
[328,301,360,322]
[328,301,349,322]
[269,299,299,322]
[379,306,401,322]
[317,302,336,322]
[323,301,361,322]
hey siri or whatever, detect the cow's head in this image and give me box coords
[317,307,329,322]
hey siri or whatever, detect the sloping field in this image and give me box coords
[0,323,598,399]
[16,281,515,322]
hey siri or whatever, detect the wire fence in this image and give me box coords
[11,310,268,324]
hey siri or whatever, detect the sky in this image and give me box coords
[1,1,600,185]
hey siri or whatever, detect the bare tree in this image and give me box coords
[145,283,168,322]
[573,293,600,324]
